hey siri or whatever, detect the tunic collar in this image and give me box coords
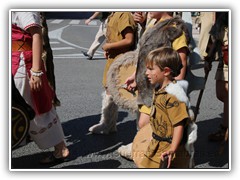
[154,80,177,95]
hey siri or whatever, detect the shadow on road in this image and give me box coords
[194,115,229,168]
[62,160,122,169]
[12,111,229,169]
[62,111,137,162]
[12,111,137,169]
[11,151,57,169]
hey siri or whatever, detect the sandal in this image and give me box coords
[39,154,69,165]
[208,124,227,142]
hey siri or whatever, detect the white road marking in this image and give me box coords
[48,20,103,55]
[50,41,60,44]
[88,20,97,26]
[54,54,104,59]
[50,19,64,24]
[69,20,81,24]
[49,24,103,54]
[51,47,75,50]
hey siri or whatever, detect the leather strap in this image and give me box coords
[152,132,172,143]
[12,40,32,51]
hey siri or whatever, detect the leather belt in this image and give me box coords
[12,40,32,51]
[152,132,172,143]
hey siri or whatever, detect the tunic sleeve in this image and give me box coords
[166,95,189,126]
[172,32,188,51]
[117,12,135,33]
[15,12,41,31]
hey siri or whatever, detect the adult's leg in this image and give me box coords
[208,80,228,141]
[216,80,229,128]
[87,22,106,57]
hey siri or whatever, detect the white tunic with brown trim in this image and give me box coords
[12,12,65,149]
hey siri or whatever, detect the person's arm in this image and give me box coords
[102,27,135,51]
[124,71,137,91]
[85,12,101,25]
[28,26,43,91]
[175,47,188,80]
[204,37,220,74]
[160,121,185,168]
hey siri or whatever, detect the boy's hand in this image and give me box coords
[124,73,137,92]
[161,150,174,168]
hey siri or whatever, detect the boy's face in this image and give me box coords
[145,63,164,85]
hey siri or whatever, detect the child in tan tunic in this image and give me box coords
[141,47,194,168]
[88,12,137,134]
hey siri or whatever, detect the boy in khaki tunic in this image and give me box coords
[140,47,196,168]
[89,12,136,134]
[118,12,190,160]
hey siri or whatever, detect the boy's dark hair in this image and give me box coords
[145,47,183,77]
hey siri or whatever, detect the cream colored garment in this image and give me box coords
[198,12,215,58]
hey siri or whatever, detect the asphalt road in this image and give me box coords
[11,15,229,170]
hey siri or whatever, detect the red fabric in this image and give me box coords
[12,51,32,76]
[222,45,228,65]
[12,24,32,41]
[12,24,54,115]
[31,66,55,115]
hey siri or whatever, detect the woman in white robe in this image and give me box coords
[12,12,69,164]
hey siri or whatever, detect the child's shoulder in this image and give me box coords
[114,12,132,18]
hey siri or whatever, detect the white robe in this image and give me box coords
[12,12,65,149]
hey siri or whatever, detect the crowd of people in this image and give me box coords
[11,11,229,168]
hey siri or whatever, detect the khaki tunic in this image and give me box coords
[102,12,136,87]
[141,85,190,168]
